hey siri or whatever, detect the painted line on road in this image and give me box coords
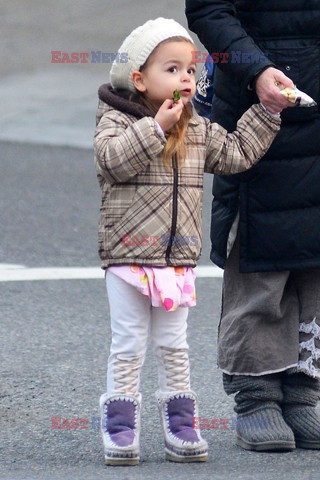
[0,263,26,270]
[0,264,223,282]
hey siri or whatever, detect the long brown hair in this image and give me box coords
[138,37,195,170]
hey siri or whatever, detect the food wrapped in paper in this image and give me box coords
[279,87,317,107]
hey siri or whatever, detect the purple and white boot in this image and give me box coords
[156,390,208,462]
[100,392,141,465]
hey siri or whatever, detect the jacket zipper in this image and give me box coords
[165,153,178,265]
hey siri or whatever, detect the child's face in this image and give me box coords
[133,40,197,108]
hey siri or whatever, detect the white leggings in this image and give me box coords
[106,271,189,394]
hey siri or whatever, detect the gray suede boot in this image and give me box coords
[223,374,295,451]
[282,372,320,449]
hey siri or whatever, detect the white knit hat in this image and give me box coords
[110,17,193,92]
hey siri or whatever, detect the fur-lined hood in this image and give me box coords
[97,83,153,122]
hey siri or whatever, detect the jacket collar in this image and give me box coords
[98,83,153,119]
[98,83,199,126]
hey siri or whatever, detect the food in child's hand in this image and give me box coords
[172,90,181,102]
[279,87,317,107]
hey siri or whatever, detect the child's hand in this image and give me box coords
[155,99,183,132]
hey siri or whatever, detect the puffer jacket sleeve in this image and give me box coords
[94,110,166,183]
[185,0,274,90]
[204,103,281,175]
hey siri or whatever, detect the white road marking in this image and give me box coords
[196,265,223,278]
[0,264,223,282]
[0,263,25,270]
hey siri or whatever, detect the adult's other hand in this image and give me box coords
[255,67,295,113]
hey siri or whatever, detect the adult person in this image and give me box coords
[186,0,320,451]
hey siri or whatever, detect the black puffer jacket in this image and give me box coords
[186,0,320,272]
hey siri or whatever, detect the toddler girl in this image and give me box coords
[94,17,282,465]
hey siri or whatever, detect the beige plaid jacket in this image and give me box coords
[94,84,281,268]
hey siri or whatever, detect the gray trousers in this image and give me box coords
[218,234,320,378]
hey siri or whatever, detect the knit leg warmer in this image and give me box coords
[223,374,295,451]
[282,372,320,449]
[155,347,208,462]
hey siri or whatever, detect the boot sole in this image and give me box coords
[105,456,139,466]
[165,451,208,463]
[236,436,296,452]
[295,438,320,450]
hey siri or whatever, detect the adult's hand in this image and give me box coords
[255,67,295,113]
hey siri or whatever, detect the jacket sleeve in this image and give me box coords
[185,0,274,90]
[94,111,166,184]
[204,103,281,175]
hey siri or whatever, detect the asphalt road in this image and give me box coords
[2,141,320,480]
[1,1,320,479]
